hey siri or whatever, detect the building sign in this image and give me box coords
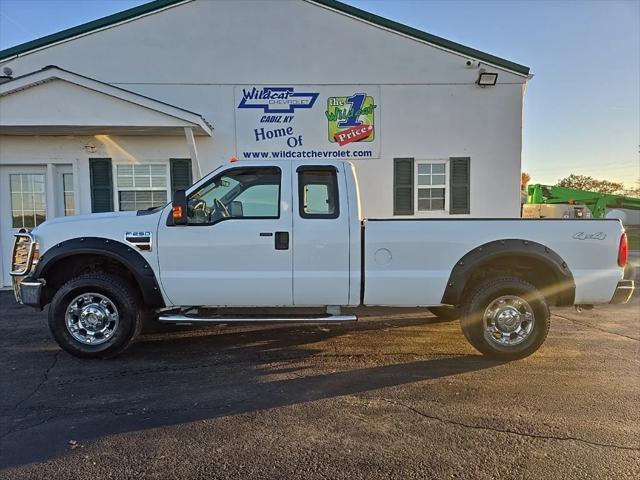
[327,93,376,146]
[237,87,319,113]
[235,85,380,160]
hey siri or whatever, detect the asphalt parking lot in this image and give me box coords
[1,290,638,479]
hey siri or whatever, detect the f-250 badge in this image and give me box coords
[124,231,152,251]
[572,232,607,240]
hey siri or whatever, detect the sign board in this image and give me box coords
[235,85,380,160]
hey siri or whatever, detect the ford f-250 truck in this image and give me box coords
[11,160,634,360]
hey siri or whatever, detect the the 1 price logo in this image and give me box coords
[326,93,377,146]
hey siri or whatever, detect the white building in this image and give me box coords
[0,0,531,287]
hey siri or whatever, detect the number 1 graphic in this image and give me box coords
[338,93,366,128]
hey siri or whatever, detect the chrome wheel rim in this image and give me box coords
[483,295,535,347]
[65,293,119,345]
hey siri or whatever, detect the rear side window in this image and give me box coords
[298,167,339,219]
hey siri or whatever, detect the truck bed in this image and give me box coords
[362,218,624,306]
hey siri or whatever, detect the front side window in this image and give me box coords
[298,168,339,219]
[187,167,281,224]
[10,174,46,228]
[117,164,168,211]
[416,161,447,211]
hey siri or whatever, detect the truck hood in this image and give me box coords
[35,211,138,229]
[31,209,164,254]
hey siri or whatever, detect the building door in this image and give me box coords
[0,165,48,287]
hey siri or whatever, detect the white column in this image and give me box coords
[45,163,56,219]
[184,127,203,179]
[112,162,119,212]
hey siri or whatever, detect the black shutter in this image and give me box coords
[393,158,414,215]
[449,157,470,215]
[170,158,192,195]
[89,158,113,213]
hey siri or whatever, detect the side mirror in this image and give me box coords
[172,189,188,225]
[229,201,244,217]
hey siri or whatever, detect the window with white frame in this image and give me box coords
[10,174,47,228]
[416,161,447,211]
[116,164,168,211]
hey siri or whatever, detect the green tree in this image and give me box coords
[556,174,623,194]
[621,178,640,198]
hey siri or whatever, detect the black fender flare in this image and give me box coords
[34,237,165,308]
[440,239,575,306]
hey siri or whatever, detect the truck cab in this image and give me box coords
[158,160,361,307]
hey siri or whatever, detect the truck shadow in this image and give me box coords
[0,309,503,468]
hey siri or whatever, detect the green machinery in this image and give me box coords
[525,184,640,219]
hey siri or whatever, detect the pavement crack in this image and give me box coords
[12,350,61,410]
[0,414,56,442]
[369,397,640,452]
[0,351,62,441]
[22,352,466,389]
[553,314,639,341]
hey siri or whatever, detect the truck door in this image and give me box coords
[293,164,350,305]
[157,162,293,306]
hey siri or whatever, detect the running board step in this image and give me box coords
[158,314,357,324]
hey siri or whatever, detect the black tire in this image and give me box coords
[459,277,549,360]
[428,306,460,321]
[48,273,143,359]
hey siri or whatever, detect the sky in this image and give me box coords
[0,0,638,187]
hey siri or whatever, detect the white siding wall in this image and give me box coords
[0,0,526,85]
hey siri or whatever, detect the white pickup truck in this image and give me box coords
[11,160,634,360]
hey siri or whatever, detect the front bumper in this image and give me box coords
[610,280,635,304]
[12,276,44,310]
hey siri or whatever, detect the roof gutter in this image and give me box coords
[307,0,530,77]
[0,0,192,62]
[0,0,530,78]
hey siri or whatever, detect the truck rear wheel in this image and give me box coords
[459,277,549,360]
[48,273,143,359]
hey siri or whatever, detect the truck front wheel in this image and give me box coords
[459,277,550,360]
[48,273,143,359]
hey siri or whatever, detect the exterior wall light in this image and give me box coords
[477,72,498,86]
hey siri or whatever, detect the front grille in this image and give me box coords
[11,229,37,276]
